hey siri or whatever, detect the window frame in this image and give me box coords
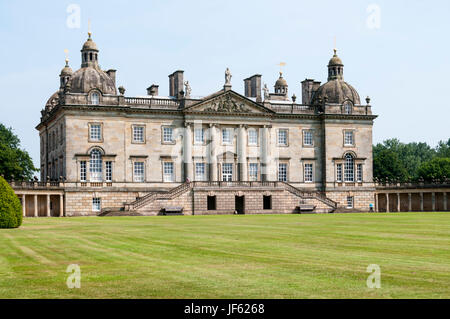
[336,163,343,182]
[133,161,145,182]
[221,128,233,145]
[248,163,259,181]
[105,161,113,182]
[132,125,146,144]
[162,126,175,144]
[248,128,258,146]
[344,154,355,182]
[90,92,100,105]
[92,197,101,212]
[278,162,288,182]
[194,127,205,145]
[195,162,206,181]
[88,123,103,143]
[163,161,175,182]
[303,130,314,147]
[344,130,355,147]
[304,163,313,183]
[277,129,289,147]
[357,163,363,182]
[80,161,87,182]
[222,163,233,182]
[346,196,354,209]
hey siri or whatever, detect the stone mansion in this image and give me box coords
[32,32,377,216]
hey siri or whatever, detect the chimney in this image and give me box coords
[243,74,262,102]
[168,70,184,98]
[147,84,159,96]
[301,79,321,104]
[106,69,117,87]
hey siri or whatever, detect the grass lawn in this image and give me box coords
[0,213,449,299]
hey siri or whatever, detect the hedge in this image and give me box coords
[0,176,22,228]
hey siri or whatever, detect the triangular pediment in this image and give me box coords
[184,90,274,114]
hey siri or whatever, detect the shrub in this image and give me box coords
[0,176,22,228]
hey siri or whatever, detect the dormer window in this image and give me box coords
[343,102,352,114]
[91,92,99,105]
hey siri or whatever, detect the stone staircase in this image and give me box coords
[102,181,337,216]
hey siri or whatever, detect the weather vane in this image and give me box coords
[333,36,337,55]
[88,19,92,37]
[64,49,69,65]
[278,62,286,75]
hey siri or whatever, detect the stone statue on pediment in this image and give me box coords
[225,68,232,85]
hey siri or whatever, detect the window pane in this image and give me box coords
[344,131,354,145]
[249,163,258,181]
[194,128,204,143]
[133,126,144,142]
[304,163,313,182]
[303,131,313,146]
[80,161,86,182]
[92,198,101,211]
[89,149,102,182]
[134,162,144,182]
[278,163,287,182]
[90,124,101,141]
[195,163,205,181]
[163,127,173,143]
[336,164,342,182]
[163,162,174,182]
[222,129,232,144]
[344,154,354,182]
[91,93,99,105]
[105,161,112,182]
[346,196,354,208]
[248,129,258,145]
[222,163,233,181]
[278,130,287,145]
[357,164,363,182]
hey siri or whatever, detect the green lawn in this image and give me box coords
[0,213,449,299]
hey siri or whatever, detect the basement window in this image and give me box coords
[263,195,272,210]
[207,196,217,211]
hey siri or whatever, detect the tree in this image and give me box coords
[436,138,450,158]
[416,158,450,182]
[0,176,22,228]
[373,147,408,181]
[0,123,38,180]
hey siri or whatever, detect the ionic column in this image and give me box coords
[209,124,218,181]
[46,194,51,217]
[397,193,401,212]
[420,192,424,211]
[261,126,269,181]
[22,194,26,217]
[386,193,390,213]
[238,125,247,181]
[59,194,64,217]
[34,195,38,217]
[432,192,436,211]
[408,193,412,212]
[183,123,193,181]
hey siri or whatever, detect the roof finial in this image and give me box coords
[88,19,92,38]
[64,49,69,66]
[333,36,337,56]
[278,62,286,75]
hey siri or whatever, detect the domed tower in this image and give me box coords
[274,72,288,96]
[59,58,73,90]
[69,32,117,95]
[311,49,361,107]
[328,49,344,81]
[81,31,99,68]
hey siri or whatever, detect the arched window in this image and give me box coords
[343,102,352,114]
[90,149,103,182]
[91,92,99,105]
[89,52,93,61]
[344,153,354,182]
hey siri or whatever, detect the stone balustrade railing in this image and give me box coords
[124,97,180,109]
[374,177,450,189]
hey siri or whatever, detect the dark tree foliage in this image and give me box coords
[0,123,38,180]
[373,138,450,181]
[0,176,22,228]
[416,158,450,182]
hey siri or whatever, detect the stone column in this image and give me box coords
[261,126,269,181]
[420,192,424,211]
[386,193,390,213]
[22,194,26,217]
[209,124,218,181]
[408,193,412,212]
[46,194,51,217]
[444,192,448,211]
[183,123,193,181]
[59,194,64,217]
[34,194,38,217]
[397,193,401,212]
[431,192,436,211]
[375,193,379,212]
[238,125,247,181]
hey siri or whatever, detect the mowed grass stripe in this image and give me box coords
[0,213,449,298]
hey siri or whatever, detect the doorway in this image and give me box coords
[235,196,245,214]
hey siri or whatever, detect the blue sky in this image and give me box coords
[1,0,449,169]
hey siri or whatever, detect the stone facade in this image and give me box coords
[34,33,377,216]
